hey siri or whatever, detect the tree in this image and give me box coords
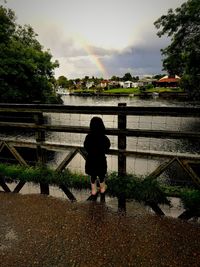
[111,75,120,81]
[154,0,200,98]
[57,76,68,88]
[152,74,166,80]
[67,79,75,89]
[0,5,62,103]
[84,76,89,81]
[132,76,139,81]
[122,73,132,81]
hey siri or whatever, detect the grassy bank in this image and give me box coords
[73,87,183,95]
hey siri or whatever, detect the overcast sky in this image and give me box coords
[4,0,186,79]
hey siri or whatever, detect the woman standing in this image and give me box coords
[84,117,110,196]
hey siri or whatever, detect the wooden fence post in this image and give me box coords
[34,113,49,195]
[118,103,127,211]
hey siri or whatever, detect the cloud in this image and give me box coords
[52,20,171,78]
[6,0,186,78]
[54,40,166,79]
[6,0,184,79]
[54,37,167,78]
[101,28,171,77]
[102,49,162,78]
[37,22,118,60]
[54,56,105,78]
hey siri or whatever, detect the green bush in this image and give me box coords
[107,172,170,205]
[145,84,154,90]
[180,190,200,211]
[0,164,170,205]
[0,163,90,188]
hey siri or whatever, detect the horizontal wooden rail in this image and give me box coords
[0,122,199,140]
[0,103,200,117]
[2,139,200,161]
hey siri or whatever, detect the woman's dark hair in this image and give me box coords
[89,116,105,133]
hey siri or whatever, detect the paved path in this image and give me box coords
[0,192,200,267]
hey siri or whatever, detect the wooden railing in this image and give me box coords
[0,103,200,208]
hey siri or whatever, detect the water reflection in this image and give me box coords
[6,182,185,218]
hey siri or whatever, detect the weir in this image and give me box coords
[0,103,200,217]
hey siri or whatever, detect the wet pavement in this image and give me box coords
[0,192,200,267]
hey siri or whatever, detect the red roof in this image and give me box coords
[157,78,180,83]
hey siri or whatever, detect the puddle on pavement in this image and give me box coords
[4,182,185,218]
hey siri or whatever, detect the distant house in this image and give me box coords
[119,81,139,88]
[75,80,84,89]
[124,81,133,88]
[56,86,69,95]
[108,80,120,88]
[100,80,109,88]
[86,81,95,89]
[156,75,181,87]
[119,81,125,87]
[138,78,157,87]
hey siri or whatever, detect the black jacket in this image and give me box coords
[84,133,110,176]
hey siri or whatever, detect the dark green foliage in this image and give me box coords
[0,163,91,190]
[107,172,139,198]
[2,163,200,211]
[154,0,200,99]
[0,164,169,205]
[0,5,15,43]
[180,189,200,211]
[136,178,170,205]
[57,76,68,88]
[145,84,154,90]
[161,185,189,197]
[107,172,170,205]
[0,163,89,187]
[122,73,132,81]
[60,169,90,189]
[0,5,62,104]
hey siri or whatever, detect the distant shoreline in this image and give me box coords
[68,91,189,100]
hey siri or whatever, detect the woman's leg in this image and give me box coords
[90,176,97,195]
[99,176,106,193]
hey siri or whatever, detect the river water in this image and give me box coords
[45,95,200,181]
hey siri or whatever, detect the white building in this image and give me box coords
[86,81,95,89]
[120,81,139,88]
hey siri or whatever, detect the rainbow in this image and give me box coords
[75,34,108,78]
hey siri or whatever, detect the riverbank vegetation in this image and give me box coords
[0,163,199,214]
[73,87,183,95]
[154,0,200,99]
[0,5,62,104]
